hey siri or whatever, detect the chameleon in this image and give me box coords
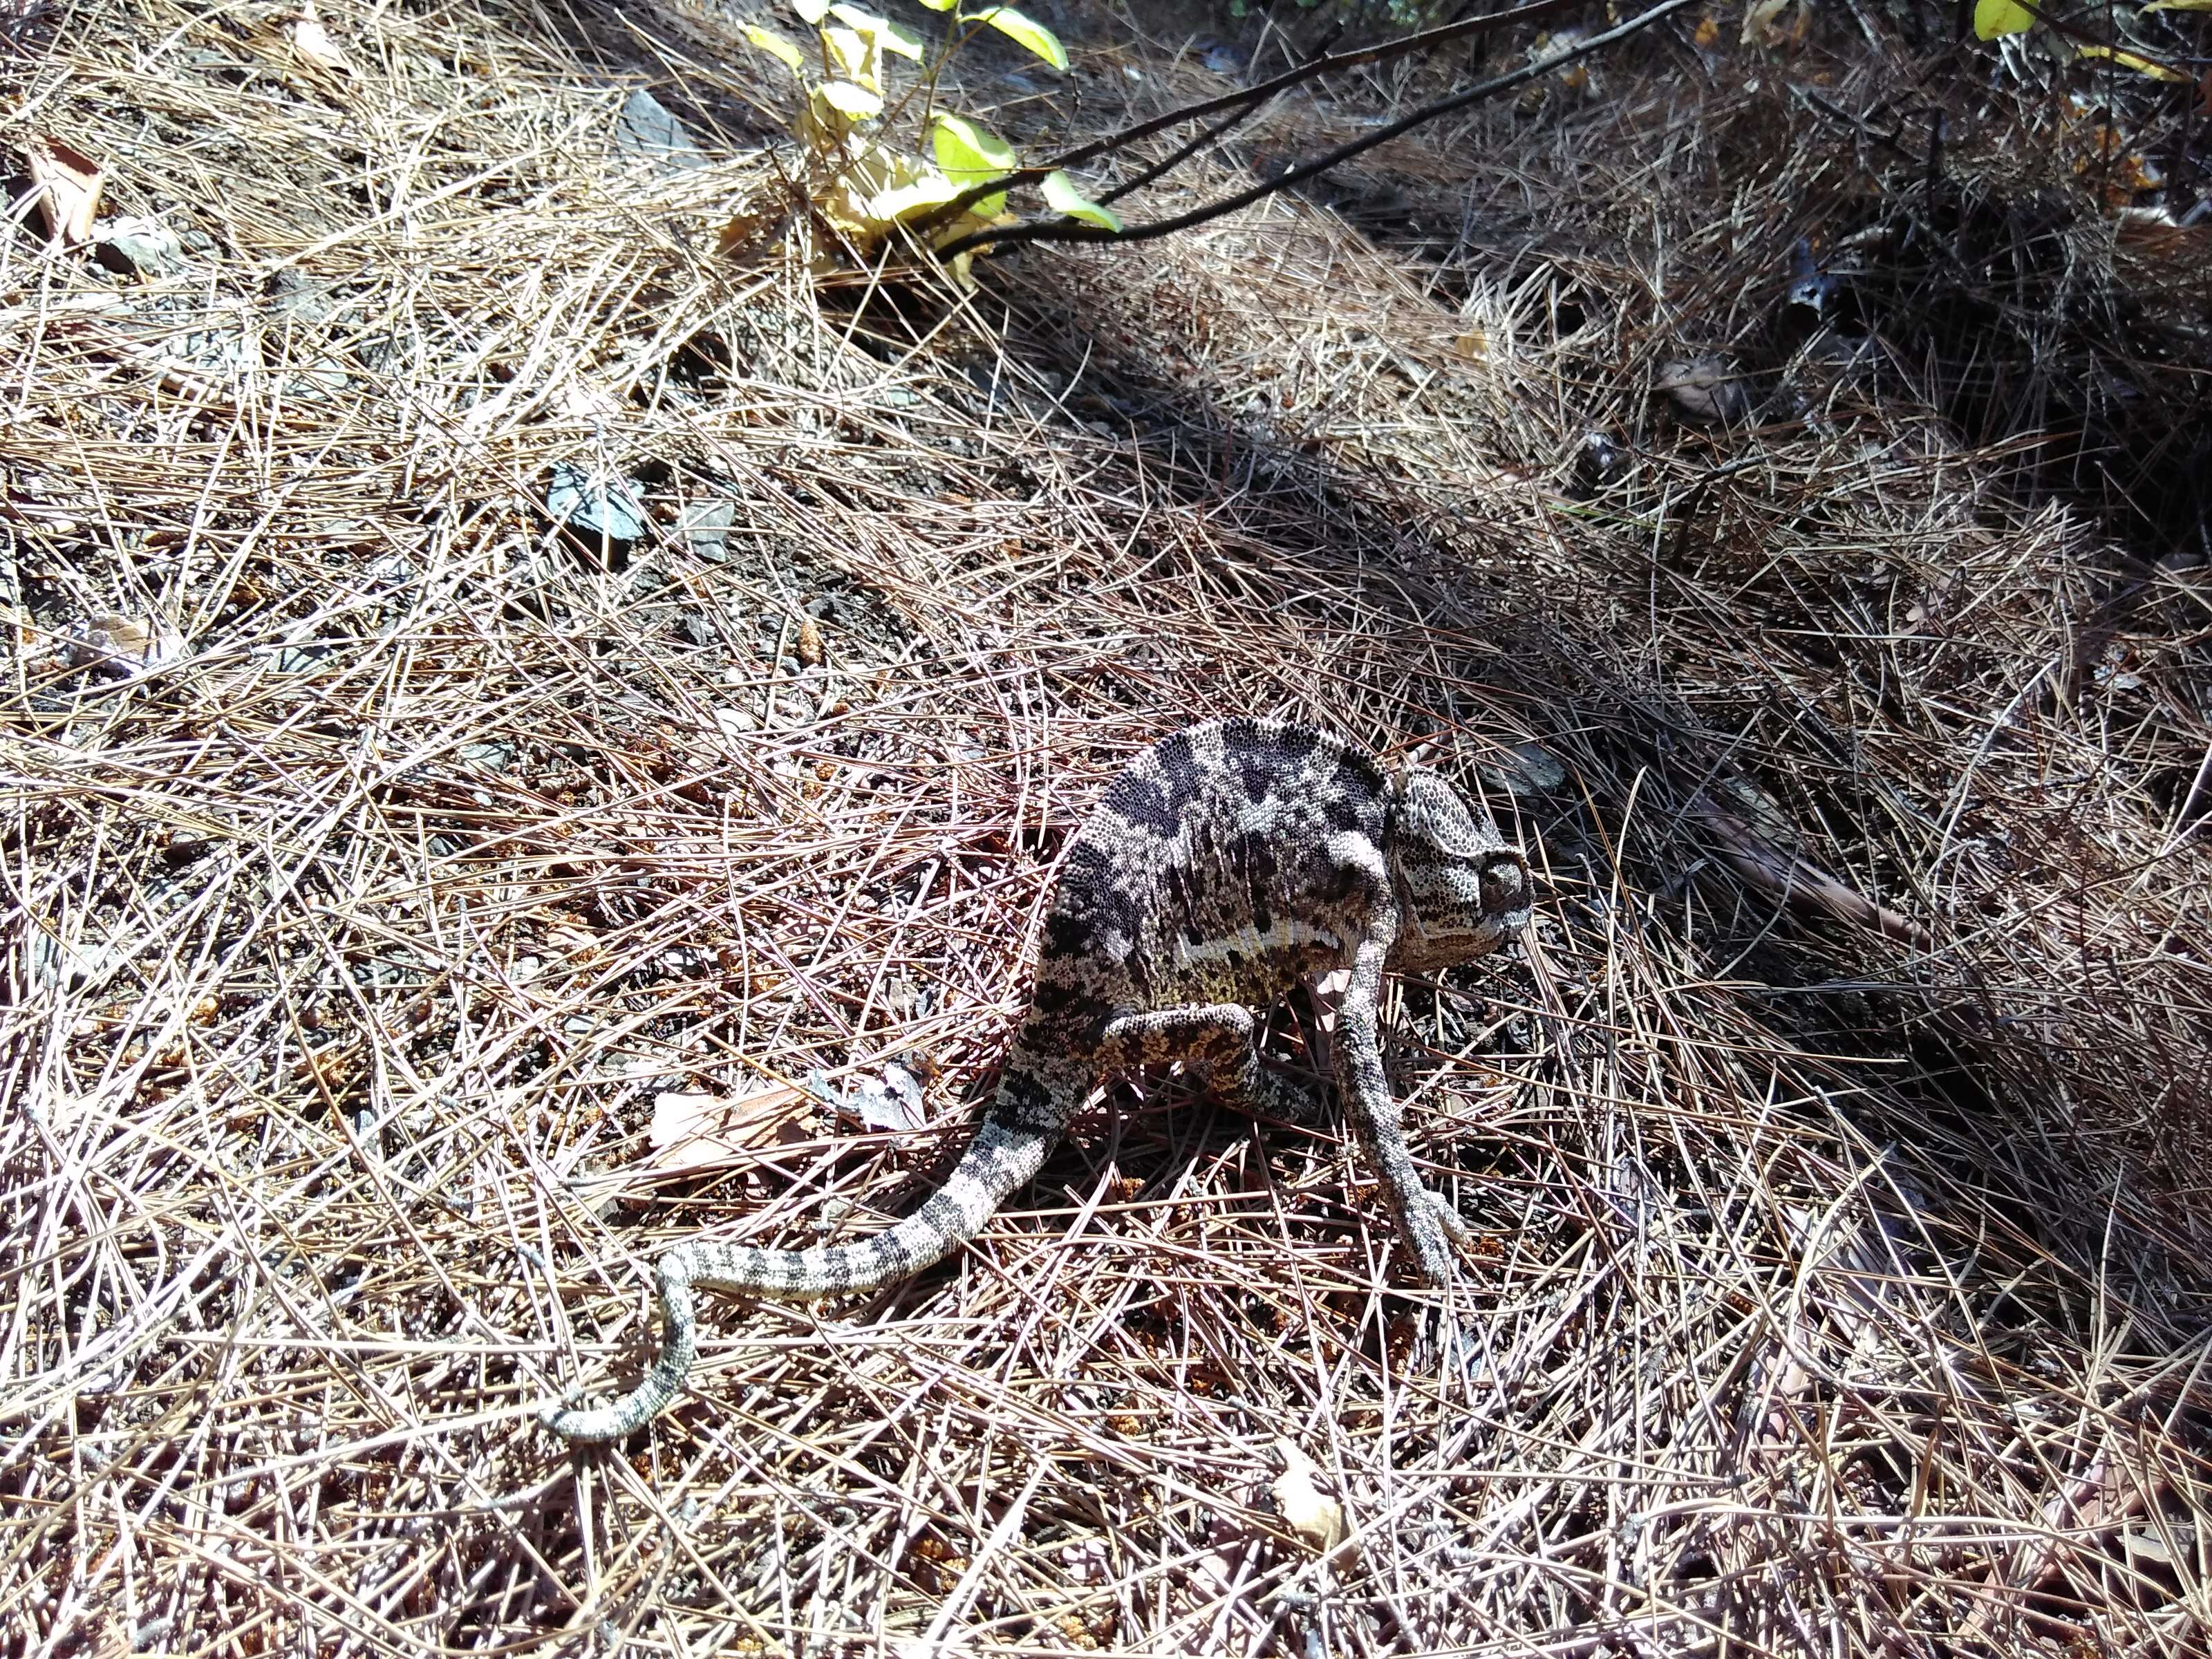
[543,718,1533,1441]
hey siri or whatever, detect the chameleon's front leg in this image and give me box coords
[1333,906,1463,1287]
[1099,1004,1327,1125]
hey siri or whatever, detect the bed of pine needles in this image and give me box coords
[4,2,2209,1654]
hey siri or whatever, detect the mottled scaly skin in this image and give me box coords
[544,719,1533,1441]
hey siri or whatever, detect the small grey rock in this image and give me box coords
[677,498,735,558]
[94,216,184,279]
[617,88,706,171]
[546,463,648,559]
[1480,741,1569,798]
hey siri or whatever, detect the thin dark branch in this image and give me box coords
[910,0,1595,236]
[932,0,1702,261]
[1099,95,1273,209]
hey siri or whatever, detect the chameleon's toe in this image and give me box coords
[1425,1190,1472,1245]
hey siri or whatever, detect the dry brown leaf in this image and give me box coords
[288,5,357,77]
[27,135,102,243]
[649,1083,812,1172]
[1271,1439,1352,1563]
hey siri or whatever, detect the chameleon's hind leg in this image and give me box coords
[1100,1004,1327,1125]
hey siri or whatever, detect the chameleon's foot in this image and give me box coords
[1236,1067,1330,1127]
[1425,1189,1472,1245]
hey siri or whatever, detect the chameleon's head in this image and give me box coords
[1385,767,1533,973]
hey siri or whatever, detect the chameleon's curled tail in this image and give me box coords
[541,1056,1075,1442]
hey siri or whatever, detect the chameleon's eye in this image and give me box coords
[1479,854,1527,912]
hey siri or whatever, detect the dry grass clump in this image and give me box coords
[3,2,2208,1655]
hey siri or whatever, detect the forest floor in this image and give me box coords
[5,1,2211,1653]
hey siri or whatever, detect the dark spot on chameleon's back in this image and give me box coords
[1305,845,1367,904]
[1058,840,1115,901]
[1164,861,1209,946]
[1228,830,1277,930]
[1041,910,1096,961]
[1150,731,1205,817]
[1104,773,1180,836]
[1089,877,1141,944]
[1275,724,1322,765]
[1234,829,1279,885]
[1322,756,1388,833]
[1219,720,1296,805]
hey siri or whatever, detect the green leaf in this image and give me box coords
[828,3,926,59]
[2144,0,2212,10]
[2076,44,2188,79]
[911,0,956,10]
[817,79,884,119]
[1041,169,1119,232]
[741,24,806,73]
[931,114,1015,216]
[1971,0,2034,38]
[957,7,1067,71]
[791,0,832,23]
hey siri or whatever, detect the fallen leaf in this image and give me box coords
[288,6,356,77]
[56,613,182,681]
[1272,1439,1353,1563]
[809,1060,926,1132]
[649,1083,812,1171]
[27,135,102,243]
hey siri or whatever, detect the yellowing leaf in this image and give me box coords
[2145,0,2212,9]
[791,0,832,21]
[912,0,955,8]
[816,78,884,119]
[829,3,925,59]
[959,6,1067,71]
[931,113,1014,216]
[872,174,964,221]
[821,24,882,93]
[2077,45,2188,80]
[742,24,806,71]
[1041,169,1119,231]
[818,142,948,238]
[1972,0,2034,37]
